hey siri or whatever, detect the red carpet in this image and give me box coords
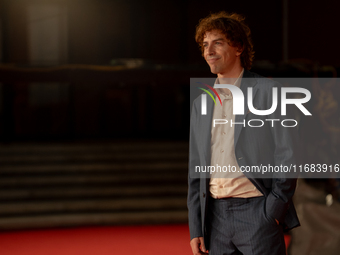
[0,225,290,255]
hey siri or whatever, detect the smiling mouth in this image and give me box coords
[207,58,220,63]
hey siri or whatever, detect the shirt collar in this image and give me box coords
[214,68,244,98]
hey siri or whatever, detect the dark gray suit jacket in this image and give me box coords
[187,70,300,248]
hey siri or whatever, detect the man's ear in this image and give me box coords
[236,46,243,57]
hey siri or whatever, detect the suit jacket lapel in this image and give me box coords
[234,70,258,146]
[200,92,214,167]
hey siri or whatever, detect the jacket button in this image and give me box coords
[203,193,206,198]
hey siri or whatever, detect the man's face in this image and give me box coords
[203,29,242,77]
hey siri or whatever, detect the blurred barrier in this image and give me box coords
[288,179,340,255]
[0,64,210,141]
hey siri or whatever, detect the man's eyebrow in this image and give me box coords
[203,38,225,44]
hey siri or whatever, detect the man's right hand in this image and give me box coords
[190,237,209,255]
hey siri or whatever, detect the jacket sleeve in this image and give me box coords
[187,100,203,240]
[265,82,300,223]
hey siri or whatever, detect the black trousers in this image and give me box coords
[207,196,286,255]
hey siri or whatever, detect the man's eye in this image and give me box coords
[203,45,208,48]
[216,42,221,45]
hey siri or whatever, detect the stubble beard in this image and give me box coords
[209,64,220,74]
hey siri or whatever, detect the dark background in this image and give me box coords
[0,0,340,141]
[2,0,340,66]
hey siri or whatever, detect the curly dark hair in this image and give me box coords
[195,12,254,70]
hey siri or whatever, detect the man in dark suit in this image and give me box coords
[188,12,300,255]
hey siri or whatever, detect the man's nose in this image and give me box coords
[206,44,215,55]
